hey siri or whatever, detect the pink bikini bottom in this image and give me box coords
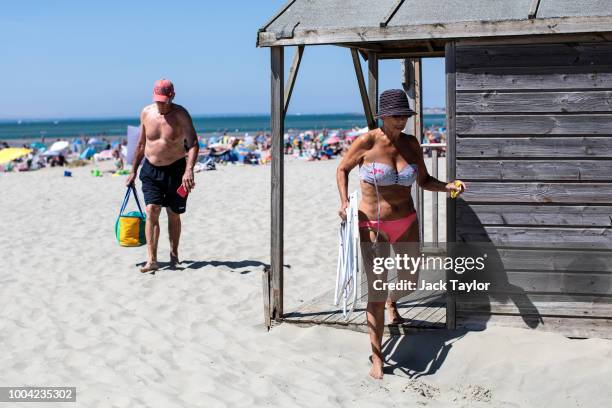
[358,210,417,243]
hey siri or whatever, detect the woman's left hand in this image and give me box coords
[446,180,466,198]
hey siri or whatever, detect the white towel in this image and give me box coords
[334,190,360,319]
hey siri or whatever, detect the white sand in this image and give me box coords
[1,158,611,408]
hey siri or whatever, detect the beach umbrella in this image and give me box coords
[42,150,62,157]
[323,136,340,145]
[0,148,31,164]
[87,137,100,145]
[49,140,69,152]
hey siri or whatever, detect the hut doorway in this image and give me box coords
[265,51,452,334]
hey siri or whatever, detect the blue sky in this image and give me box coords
[0,1,445,119]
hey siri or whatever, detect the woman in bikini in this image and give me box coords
[336,89,466,379]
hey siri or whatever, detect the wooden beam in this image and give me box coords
[445,42,457,330]
[270,46,285,322]
[457,32,612,46]
[377,50,445,59]
[339,43,383,52]
[350,49,376,130]
[257,15,612,47]
[368,51,379,126]
[284,45,304,114]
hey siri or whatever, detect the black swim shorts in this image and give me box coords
[139,157,188,214]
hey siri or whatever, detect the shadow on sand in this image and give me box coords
[135,259,291,275]
[380,329,468,378]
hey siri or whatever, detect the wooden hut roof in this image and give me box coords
[257,0,612,49]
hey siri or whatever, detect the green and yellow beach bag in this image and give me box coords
[115,185,146,247]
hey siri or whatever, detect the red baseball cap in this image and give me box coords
[153,79,174,102]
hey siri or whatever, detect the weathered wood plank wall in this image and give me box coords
[453,41,612,338]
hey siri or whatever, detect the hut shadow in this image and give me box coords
[453,198,543,329]
[380,329,468,378]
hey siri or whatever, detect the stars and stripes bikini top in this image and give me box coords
[359,161,418,187]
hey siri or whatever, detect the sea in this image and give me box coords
[0,113,446,141]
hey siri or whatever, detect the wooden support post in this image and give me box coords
[350,49,376,130]
[432,147,439,245]
[402,58,424,243]
[262,266,271,330]
[270,46,284,322]
[401,58,423,141]
[445,42,457,330]
[368,51,379,127]
[284,45,304,113]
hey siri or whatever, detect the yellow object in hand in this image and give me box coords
[450,180,463,199]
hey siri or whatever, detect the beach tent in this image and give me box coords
[0,148,31,165]
[71,139,83,154]
[80,146,96,160]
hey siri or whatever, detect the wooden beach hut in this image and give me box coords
[257,0,612,338]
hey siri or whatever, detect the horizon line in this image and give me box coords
[0,109,447,123]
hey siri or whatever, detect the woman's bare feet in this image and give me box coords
[369,354,384,379]
[139,261,159,273]
[386,301,406,325]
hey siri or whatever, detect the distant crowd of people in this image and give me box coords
[1,125,447,173]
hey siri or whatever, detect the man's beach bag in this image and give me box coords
[115,185,147,247]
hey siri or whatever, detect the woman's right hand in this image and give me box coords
[338,201,349,221]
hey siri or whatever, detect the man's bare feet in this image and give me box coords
[170,252,180,266]
[386,301,406,325]
[140,261,160,273]
[369,354,384,379]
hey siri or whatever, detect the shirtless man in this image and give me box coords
[126,79,199,273]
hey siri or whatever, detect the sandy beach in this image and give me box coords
[2,158,612,408]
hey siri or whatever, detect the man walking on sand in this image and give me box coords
[126,79,199,273]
